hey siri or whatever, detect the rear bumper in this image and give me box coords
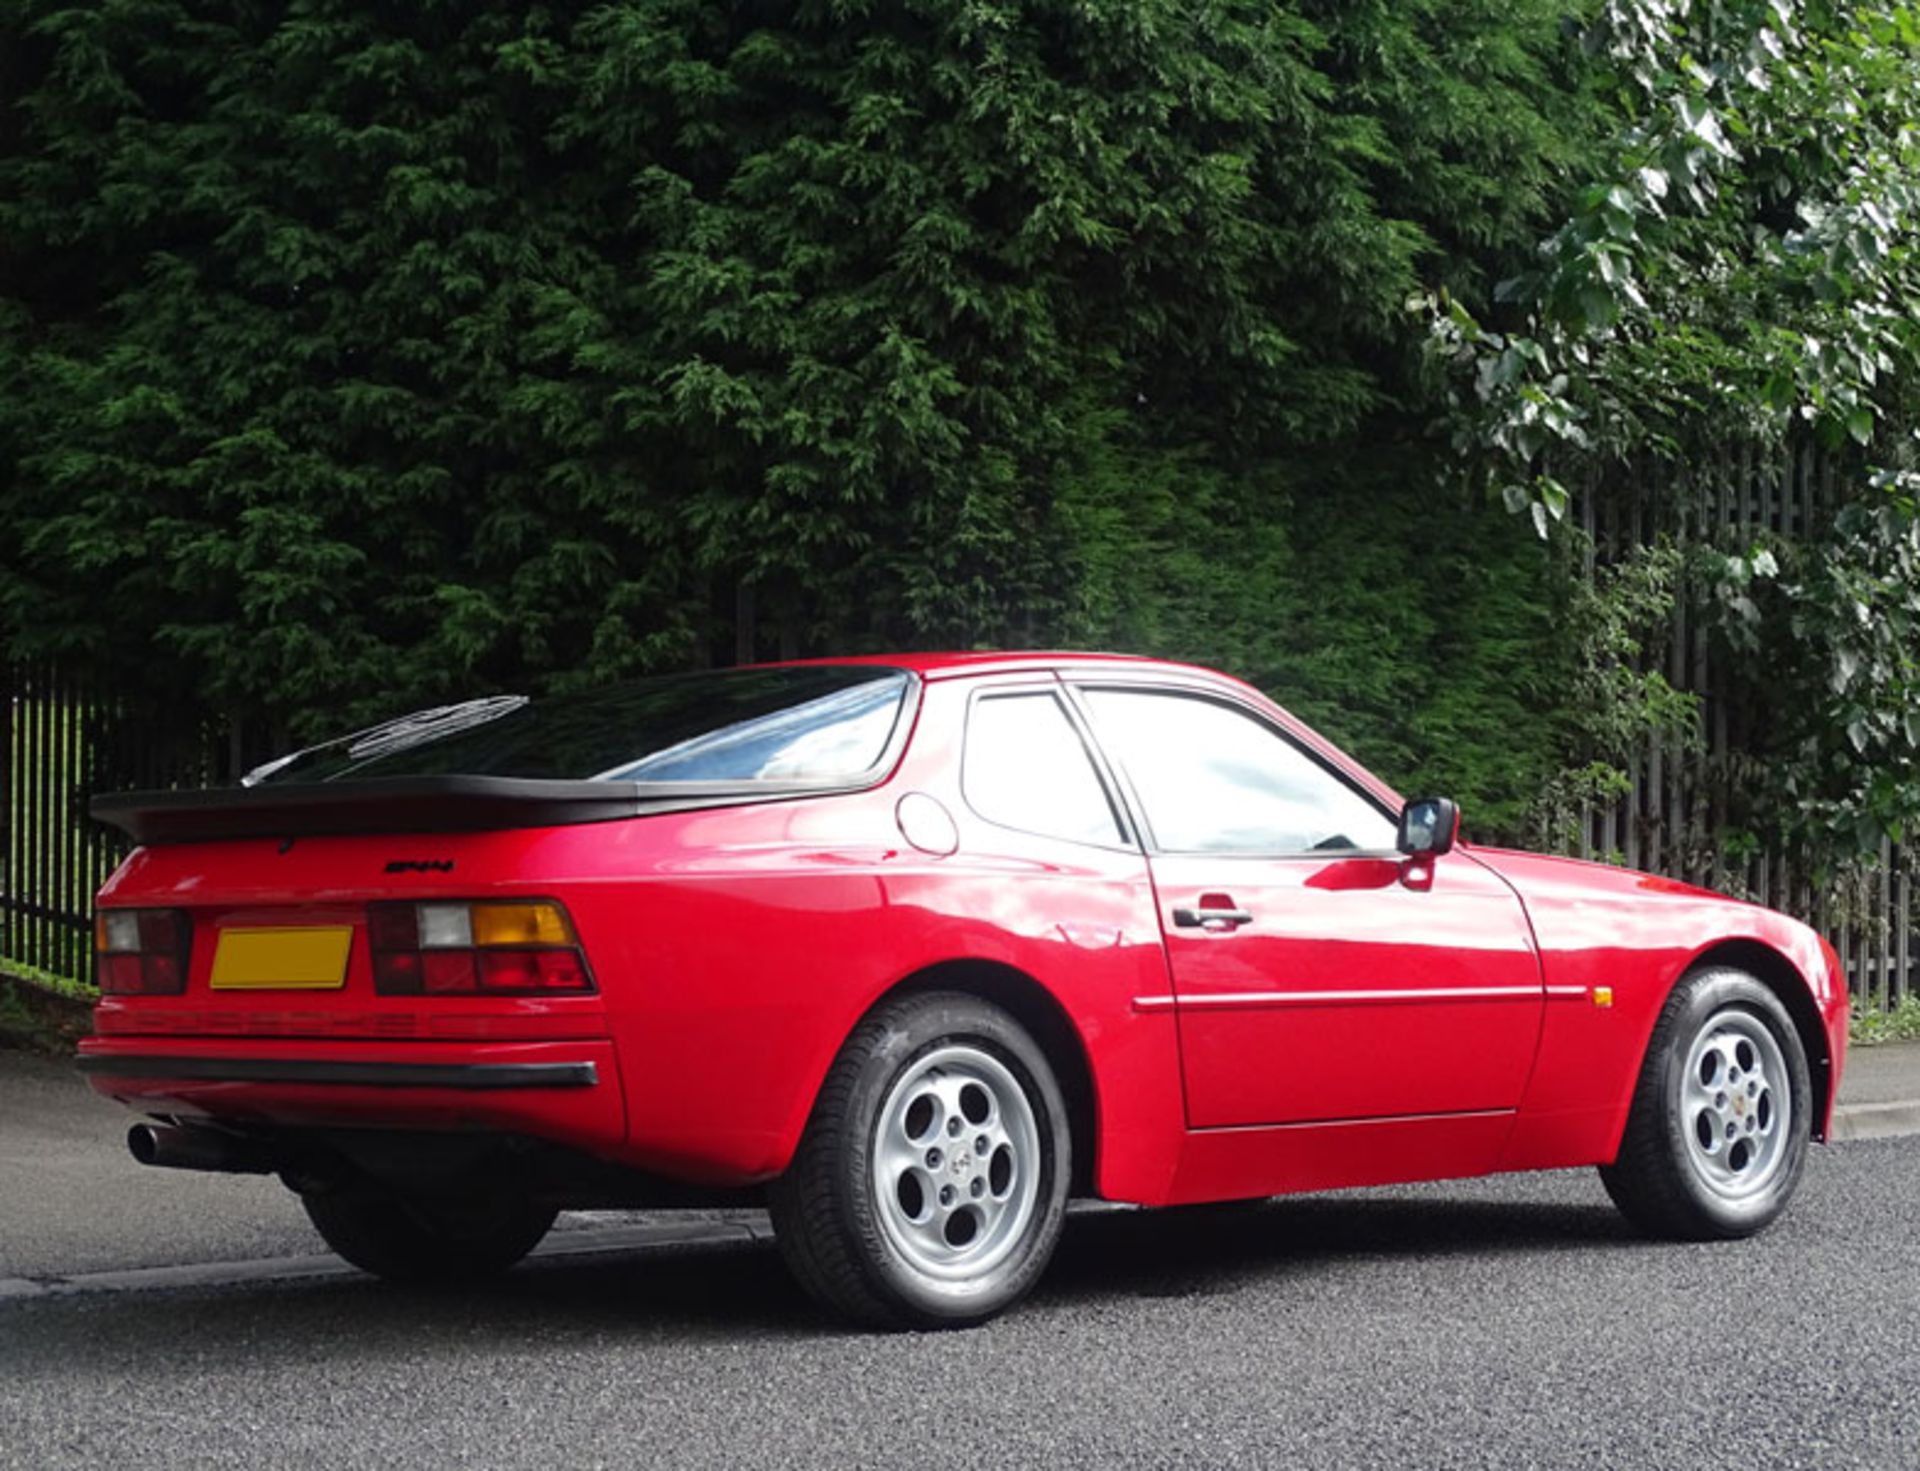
[75,1054,598,1089]
[76,1037,628,1157]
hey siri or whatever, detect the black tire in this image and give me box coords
[1599,966,1812,1240]
[768,990,1072,1329]
[302,1189,557,1283]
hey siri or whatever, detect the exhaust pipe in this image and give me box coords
[128,1123,279,1175]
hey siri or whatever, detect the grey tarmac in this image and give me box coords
[3,1046,1920,1469]
[1,1142,1918,1469]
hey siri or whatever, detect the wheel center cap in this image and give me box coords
[1733,1095,1746,1117]
[952,1152,972,1178]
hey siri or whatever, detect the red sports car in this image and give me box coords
[83,653,1847,1326]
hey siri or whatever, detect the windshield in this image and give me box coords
[249,666,914,787]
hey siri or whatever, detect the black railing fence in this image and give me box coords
[1,660,260,989]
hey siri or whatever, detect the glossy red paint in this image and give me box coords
[81,654,1846,1210]
[1149,848,1541,1127]
[1470,847,1849,1169]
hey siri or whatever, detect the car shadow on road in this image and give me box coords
[1042,1191,1634,1305]
[2,1186,1635,1365]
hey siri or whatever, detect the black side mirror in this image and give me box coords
[1397,796,1460,857]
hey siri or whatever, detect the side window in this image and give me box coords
[1081,689,1395,855]
[963,693,1126,847]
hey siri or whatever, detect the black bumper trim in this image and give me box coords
[75,1056,598,1090]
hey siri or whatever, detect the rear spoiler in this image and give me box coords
[91,775,788,846]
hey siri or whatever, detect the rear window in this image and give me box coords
[248,666,914,788]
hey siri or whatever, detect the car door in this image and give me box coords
[1075,683,1543,1129]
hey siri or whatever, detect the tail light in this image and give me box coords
[367,901,594,996]
[95,909,190,995]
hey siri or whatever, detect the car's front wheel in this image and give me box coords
[302,1188,557,1283]
[1599,966,1812,1239]
[768,990,1071,1329]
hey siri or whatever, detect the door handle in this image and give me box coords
[1172,904,1253,931]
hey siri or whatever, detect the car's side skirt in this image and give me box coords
[1161,1110,1514,1205]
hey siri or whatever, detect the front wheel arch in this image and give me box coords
[1686,939,1833,1139]
[1600,964,1813,1239]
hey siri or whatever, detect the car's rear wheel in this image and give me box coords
[302,1188,557,1283]
[768,990,1071,1329]
[1599,966,1811,1239]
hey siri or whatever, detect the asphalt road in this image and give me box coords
[0,1051,317,1277]
[3,1125,1918,1470]
[0,1051,741,1280]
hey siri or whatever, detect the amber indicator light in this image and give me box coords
[367,900,592,997]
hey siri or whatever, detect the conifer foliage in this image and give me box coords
[1,2,1586,818]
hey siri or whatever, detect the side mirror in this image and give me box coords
[1397,796,1460,858]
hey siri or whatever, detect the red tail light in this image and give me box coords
[368,901,595,997]
[95,909,191,995]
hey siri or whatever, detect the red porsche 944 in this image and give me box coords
[82,653,1847,1326]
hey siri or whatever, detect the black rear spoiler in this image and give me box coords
[91,775,785,846]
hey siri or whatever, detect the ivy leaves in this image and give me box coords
[1424,0,1920,860]
[1708,465,1920,855]
[1429,0,1920,497]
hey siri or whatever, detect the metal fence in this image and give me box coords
[3,663,115,984]
[1577,440,1913,1010]
[1,661,248,988]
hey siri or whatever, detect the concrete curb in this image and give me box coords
[1830,1101,1920,1143]
[0,1217,773,1304]
[0,1204,1142,1305]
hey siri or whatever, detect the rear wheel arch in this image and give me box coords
[877,960,1098,1196]
[1685,939,1833,1138]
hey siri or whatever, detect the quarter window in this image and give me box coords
[1081,689,1394,855]
[964,693,1126,847]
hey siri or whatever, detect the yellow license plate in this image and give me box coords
[209,927,353,990]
